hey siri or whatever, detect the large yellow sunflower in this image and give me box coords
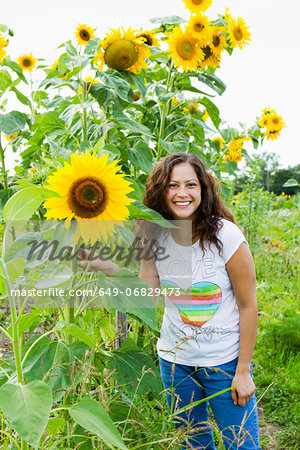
[95,27,150,74]
[75,24,95,45]
[44,152,134,243]
[228,17,251,50]
[168,26,204,72]
[17,53,37,72]
[182,0,212,13]
[186,13,211,43]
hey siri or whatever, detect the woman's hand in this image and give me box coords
[78,249,120,276]
[231,371,256,407]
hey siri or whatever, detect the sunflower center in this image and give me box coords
[213,35,220,47]
[104,39,139,71]
[67,176,108,219]
[192,0,204,4]
[79,29,91,41]
[23,59,32,67]
[202,45,213,61]
[233,26,243,41]
[138,33,153,46]
[194,22,205,32]
[176,39,195,60]
[272,117,279,124]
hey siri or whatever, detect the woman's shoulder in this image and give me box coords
[217,218,243,238]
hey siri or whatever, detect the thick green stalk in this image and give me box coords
[0,260,23,383]
[156,62,174,160]
[81,75,88,141]
[0,136,8,190]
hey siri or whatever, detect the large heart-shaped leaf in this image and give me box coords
[3,187,59,220]
[69,399,127,450]
[0,381,52,448]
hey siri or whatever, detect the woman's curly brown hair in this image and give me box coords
[142,152,236,253]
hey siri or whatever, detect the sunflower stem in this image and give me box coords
[0,136,8,190]
[157,60,174,160]
[81,74,88,141]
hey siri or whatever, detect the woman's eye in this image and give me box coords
[169,184,177,188]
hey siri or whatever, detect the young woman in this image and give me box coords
[80,152,260,449]
[140,152,260,449]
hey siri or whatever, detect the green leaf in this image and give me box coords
[282,178,298,187]
[0,110,27,135]
[100,275,158,331]
[10,86,31,106]
[99,71,132,102]
[3,187,60,220]
[106,339,163,394]
[0,381,52,448]
[69,399,127,450]
[116,117,153,138]
[54,321,98,350]
[199,97,221,129]
[5,258,26,279]
[3,60,28,83]
[197,72,226,95]
[149,15,186,25]
[225,160,238,175]
[161,139,189,154]
[128,201,176,228]
[0,69,12,95]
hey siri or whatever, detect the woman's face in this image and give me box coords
[165,162,201,221]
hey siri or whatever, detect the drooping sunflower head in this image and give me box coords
[136,30,160,47]
[199,43,221,69]
[168,26,204,72]
[75,24,95,45]
[213,136,225,150]
[182,0,212,14]
[186,13,211,43]
[44,152,134,243]
[228,17,251,50]
[17,53,37,72]
[95,27,150,74]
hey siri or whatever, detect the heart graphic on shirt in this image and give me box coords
[161,280,222,327]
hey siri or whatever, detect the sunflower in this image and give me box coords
[75,24,95,46]
[182,0,212,13]
[213,136,225,149]
[228,17,251,50]
[4,132,18,144]
[17,53,37,72]
[199,44,221,69]
[201,109,209,121]
[0,34,8,62]
[224,7,233,23]
[186,13,211,43]
[267,113,285,132]
[210,26,227,55]
[265,129,281,141]
[168,26,204,72]
[225,137,250,163]
[95,27,150,74]
[44,152,134,243]
[136,30,160,47]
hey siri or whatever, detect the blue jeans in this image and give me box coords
[159,357,260,449]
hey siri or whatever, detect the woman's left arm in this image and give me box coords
[226,242,258,407]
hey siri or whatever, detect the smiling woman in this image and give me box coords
[140,152,261,449]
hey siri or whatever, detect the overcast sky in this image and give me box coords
[2,0,299,168]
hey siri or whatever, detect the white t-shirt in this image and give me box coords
[155,219,247,367]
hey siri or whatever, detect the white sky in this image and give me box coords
[1,0,299,169]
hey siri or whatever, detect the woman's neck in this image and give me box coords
[171,222,199,246]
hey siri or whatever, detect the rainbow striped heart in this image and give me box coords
[161,280,222,327]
